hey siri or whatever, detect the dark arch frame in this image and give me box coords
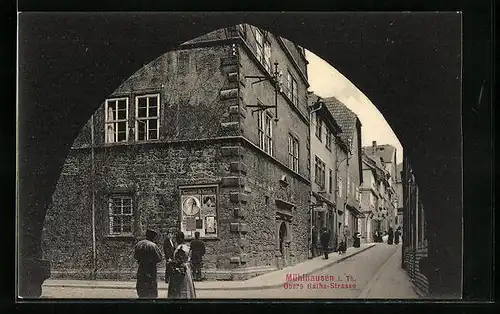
[17,11,491,299]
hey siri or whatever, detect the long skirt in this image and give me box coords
[167,263,196,299]
[136,265,158,298]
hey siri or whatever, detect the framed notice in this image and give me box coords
[205,216,216,234]
[179,185,218,239]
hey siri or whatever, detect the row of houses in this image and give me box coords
[42,24,402,280]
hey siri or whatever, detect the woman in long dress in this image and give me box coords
[167,231,196,299]
[387,227,394,245]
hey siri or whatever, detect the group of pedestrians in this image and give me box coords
[374,226,402,244]
[312,226,348,260]
[386,226,402,245]
[133,228,206,299]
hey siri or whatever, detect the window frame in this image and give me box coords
[105,97,129,144]
[286,70,293,100]
[315,115,323,142]
[255,29,264,64]
[326,130,332,150]
[135,93,160,142]
[288,133,299,172]
[328,169,333,194]
[314,156,326,190]
[292,78,298,106]
[108,194,134,236]
[258,110,274,156]
[286,70,298,106]
[263,39,272,73]
[255,28,272,73]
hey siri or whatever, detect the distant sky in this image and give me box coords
[305,50,403,164]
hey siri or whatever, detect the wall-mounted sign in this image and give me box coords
[179,185,218,239]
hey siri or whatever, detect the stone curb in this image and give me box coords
[44,244,376,291]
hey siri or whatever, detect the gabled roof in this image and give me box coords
[308,93,342,135]
[323,96,360,148]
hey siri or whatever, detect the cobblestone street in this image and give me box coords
[41,244,418,299]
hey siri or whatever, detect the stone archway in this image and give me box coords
[17,12,473,298]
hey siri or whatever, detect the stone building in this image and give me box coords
[43,24,311,280]
[307,92,343,254]
[395,162,404,228]
[359,152,386,243]
[362,142,398,231]
[401,156,429,296]
[324,97,363,248]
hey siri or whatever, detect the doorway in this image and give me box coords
[279,222,287,256]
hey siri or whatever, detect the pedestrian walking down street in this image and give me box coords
[311,226,318,258]
[163,228,177,283]
[387,226,394,245]
[190,231,206,281]
[167,231,196,299]
[353,231,361,248]
[320,227,330,259]
[394,227,401,245]
[343,225,350,247]
[134,229,163,299]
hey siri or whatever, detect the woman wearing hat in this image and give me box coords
[167,230,196,299]
[133,229,163,298]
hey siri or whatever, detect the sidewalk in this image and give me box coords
[44,243,375,291]
[358,245,419,299]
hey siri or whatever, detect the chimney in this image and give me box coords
[372,141,377,154]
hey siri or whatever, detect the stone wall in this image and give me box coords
[43,140,243,279]
[242,143,310,268]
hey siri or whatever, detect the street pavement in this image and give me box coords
[41,243,418,299]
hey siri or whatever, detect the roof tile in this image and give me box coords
[323,96,359,147]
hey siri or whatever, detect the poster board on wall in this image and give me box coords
[179,185,218,239]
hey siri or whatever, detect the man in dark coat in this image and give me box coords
[163,229,177,283]
[387,226,394,245]
[320,227,330,259]
[134,229,163,298]
[190,231,206,281]
[394,227,401,244]
[311,226,318,258]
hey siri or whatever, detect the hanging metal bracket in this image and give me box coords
[244,75,269,86]
[243,62,281,121]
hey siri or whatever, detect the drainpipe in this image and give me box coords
[91,114,97,279]
[309,102,323,116]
